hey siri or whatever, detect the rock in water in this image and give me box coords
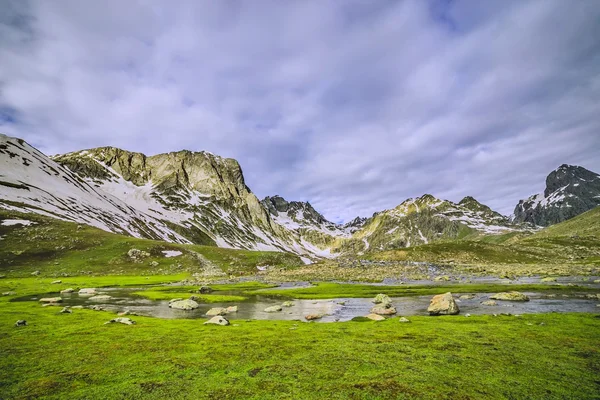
[226,306,238,313]
[373,294,392,305]
[305,314,323,321]
[14,320,27,327]
[204,316,229,326]
[89,295,112,301]
[541,277,557,282]
[365,314,385,321]
[78,288,97,295]
[169,299,199,310]
[264,305,283,313]
[282,301,294,307]
[481,300,498,306]
[490,292,530,302]
[459,294,476,300]
[60,288,75,294]
[39,297,62,303]
[370,305,397,315]
[427,292,460,315]
[105,317,135,325]
[206,307,228,316]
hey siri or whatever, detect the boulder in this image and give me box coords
[206,307,228,316]
[39,297,62,303]
[490,292,530,302]
[305,314,323,321]
[51,280,62,284]
[373,294,392,305]
[89,295,112,301]
[481,300,498,306]
[60,288,75,294]
[168,298,183,304]
[78,288,97,295]
[226,306,238,313]
[60,307,72,314]
[370,305,397,315]
[282,301,295,307]
[398,317,411,323]
[105,317,135,325]
[169,299,199,310]
[264,305,283,313]
[427,292,460,315]
[204,316,229,326]
[14,320,27,327]
[198,286,213,294]
[365,313,385,321]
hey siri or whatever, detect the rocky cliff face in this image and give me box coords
[513,164,600,226]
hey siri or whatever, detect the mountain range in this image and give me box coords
[1,134,598,260]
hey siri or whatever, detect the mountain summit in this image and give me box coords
[513,164,600,226]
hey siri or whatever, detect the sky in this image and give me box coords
[1,0,600,223]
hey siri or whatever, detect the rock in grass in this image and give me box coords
[105,317,135,325]
[264,305,283,313]
[282,301,294,307]
[60,288,75,294]
[398,317,411,323]
[39,297,62,303]
[31,271,40,276]
[206,307,228,316]
[71,306,84,309]
[14,320,27,327]
[89,295,112,301]
[78,288,97,295]
[204,316,229,326]
[370,305,397,315]
[60,307,72,314]
[51,280,62,284]
[481,300,498,306]
[305,314,323,321]
[198,286,213,294]
[169,299,199,310]
[365,314,385,321]
[91,305,104,311]
[373,294,392,305]
[427,292,459,315]
[490,291,530,302]
[3,291,16,296]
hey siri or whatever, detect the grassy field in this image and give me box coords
[1,279,599,399]
[0,210,303,278]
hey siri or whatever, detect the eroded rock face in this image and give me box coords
[169,299,200,310]
[427,292,459,315]
[490,292,530,302]
[513,165,600,226]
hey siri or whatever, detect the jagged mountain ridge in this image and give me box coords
[5,134,592,258]
[513,164,600,226]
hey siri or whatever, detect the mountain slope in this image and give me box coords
[513,164,600,226]
[529,206,600,239]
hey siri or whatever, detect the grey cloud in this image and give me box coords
[1,0,599,222]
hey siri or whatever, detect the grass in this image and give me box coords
[248,282,598,300]
[1,289,599,399]
[0,209,303,278]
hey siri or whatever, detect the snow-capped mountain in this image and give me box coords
[5,134,575,259]
[332,194,522,254]
[513,164,600,226]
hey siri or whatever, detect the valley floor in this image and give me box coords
[1,276,599,399]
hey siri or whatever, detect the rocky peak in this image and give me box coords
[261,195,326,225]
[513,164,600,226]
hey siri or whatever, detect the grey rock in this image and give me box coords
[264,305,283,313]
[105,317,135,325]
[14,320,27,327]
[427,292,460,315]
[170,299,200,310]
[204,316,229,326]
[398,317,410,323]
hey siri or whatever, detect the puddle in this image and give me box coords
[13,286,600,322]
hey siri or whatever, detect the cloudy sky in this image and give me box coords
[1,0,599,222]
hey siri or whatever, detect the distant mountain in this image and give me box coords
[513,164,600,226]
[332,194,523,254]
[1,133,540,259]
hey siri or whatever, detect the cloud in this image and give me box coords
[1,0,599,222]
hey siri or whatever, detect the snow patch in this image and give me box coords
[1,219,35,226]
[162,250,182,258]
